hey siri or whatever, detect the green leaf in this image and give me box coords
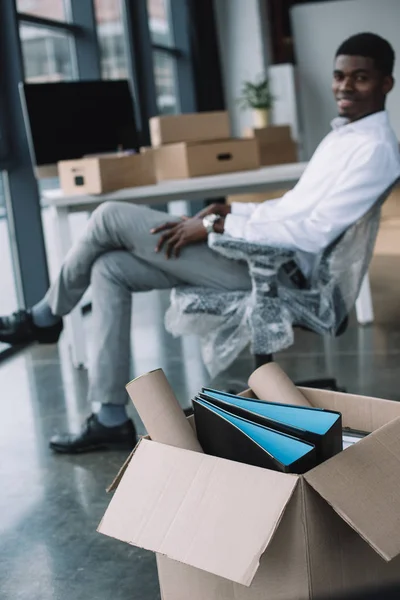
[237,74,274,109]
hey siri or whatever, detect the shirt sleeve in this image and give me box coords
[230,197,282,217]
[224,142,399,253]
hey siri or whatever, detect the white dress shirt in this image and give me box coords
[224,110,400,276]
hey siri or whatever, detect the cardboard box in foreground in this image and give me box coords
[98,387,400,600]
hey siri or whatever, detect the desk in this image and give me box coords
[42,163,373,367]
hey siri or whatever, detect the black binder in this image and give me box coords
[198,388,342,463]
[193,397,317,474]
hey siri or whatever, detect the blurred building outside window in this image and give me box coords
[147,0,179,115]
[94,0,129,80]
[16,0,67,22]
[19,25,75,82]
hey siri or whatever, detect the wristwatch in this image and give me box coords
[202,213,221,234]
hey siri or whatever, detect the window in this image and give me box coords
[147,0,179,115]
[0,0,197,364]
[16,0,68,21]
[152,50,178,115]
[94,0,129,79]
[19,25,75,82]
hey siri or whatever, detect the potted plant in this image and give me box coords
[238,75,273,128]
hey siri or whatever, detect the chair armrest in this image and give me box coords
[208,233,295,268]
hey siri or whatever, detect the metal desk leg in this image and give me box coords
[52,206,88,369]
[355,273,374,325]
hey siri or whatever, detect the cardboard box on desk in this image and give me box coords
[382,185,400,219]
[244,125,298,166]
[58,152,156,196]
[98,386,400,600]
[149,111,230,147]
[226,189,291,205]
[154,138,260,181]
[374,217,400,256]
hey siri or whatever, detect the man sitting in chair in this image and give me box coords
[1,33,399,454]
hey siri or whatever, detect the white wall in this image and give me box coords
[291,0,400,159]
[213,0,271,136]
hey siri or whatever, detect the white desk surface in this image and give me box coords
[42,163,307,209]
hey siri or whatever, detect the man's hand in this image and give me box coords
[194,203,231,219]
[151,218,208,258]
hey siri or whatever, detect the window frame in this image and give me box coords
[0,0,200,361]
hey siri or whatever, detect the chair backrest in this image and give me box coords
[282,179,400,334]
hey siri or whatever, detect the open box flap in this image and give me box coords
[305,417,400,562]
[298,387,400,431]
[98,439,298,586]
[106,441,143,493]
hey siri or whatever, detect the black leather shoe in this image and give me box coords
[0,310,63,345]
[49,414,137,454]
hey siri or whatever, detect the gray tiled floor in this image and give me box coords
[1,255,400,600]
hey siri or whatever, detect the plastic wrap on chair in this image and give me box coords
[165,288,251,377]
[166,201,382,377]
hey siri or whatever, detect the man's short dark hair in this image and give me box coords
[336,33,395,76]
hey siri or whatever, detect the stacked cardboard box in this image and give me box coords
[243,124,298,167]
[98,365,400,600]
[224,125,297,205]
[374,186,400,256]
[148,111,260,181]
[226,188,291,206]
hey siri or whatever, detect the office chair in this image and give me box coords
[165,182,398,390]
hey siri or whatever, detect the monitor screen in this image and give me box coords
[20,79,140,166]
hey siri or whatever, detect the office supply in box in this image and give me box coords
[198,388,342,463]
[193,396,317,473]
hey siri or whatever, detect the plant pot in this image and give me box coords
[252,108,270,128]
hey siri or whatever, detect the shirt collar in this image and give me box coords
[331,110,389,133]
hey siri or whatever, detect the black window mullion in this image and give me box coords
[151,43,182,58]
[69,0,101,80]
[1,1,50,307]
[168,0,196,114]
[17,11,80,33]
[123,0,158,145]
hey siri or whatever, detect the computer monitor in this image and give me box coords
[19,79,140,178]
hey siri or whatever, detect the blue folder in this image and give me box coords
[193,397,317,474]
[198,388,342,463]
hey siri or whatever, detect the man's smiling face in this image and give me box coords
[332,55,393,122]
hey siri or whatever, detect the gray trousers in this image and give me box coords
[46,202,252,406]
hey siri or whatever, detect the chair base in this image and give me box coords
[254,354,345,392]
[295,378,345,392]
